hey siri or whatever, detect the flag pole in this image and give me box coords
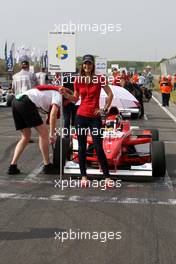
[60,73,63,183]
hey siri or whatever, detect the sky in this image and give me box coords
[0,0,175,61]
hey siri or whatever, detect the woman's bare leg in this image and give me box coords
[11,128,31,165]
[35,124,50,165]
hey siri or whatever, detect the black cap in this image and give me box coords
[82,54,94,64]
[19,55,30,64]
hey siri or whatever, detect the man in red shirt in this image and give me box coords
[111,68,121,86]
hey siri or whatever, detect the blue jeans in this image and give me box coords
[162,93,170,106]
[75,115,110,178]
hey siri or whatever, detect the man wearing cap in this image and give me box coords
[12,55,37,95]
[12,56,37,143]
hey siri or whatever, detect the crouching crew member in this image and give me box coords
[8,86,65,175]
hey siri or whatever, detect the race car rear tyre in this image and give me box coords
[151,141,166,177]
[131,113,139,119]
[150,129,159,141]
[53,136,70,172]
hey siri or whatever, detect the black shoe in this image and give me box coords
[43,163,57,174]
[29,139,34,143]
[8,164,21,175]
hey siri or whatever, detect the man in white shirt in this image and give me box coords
[145,71,154,89]
[12,56,37,95]
[36,68,48,85]
[138,73,146,86]
[12,56,37,143]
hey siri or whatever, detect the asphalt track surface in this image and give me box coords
[0,93,176,264]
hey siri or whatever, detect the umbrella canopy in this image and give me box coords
[76,85,139,109]
[100,85,139,109]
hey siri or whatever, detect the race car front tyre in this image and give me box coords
[151,141,166,177]
[53,136,70,173]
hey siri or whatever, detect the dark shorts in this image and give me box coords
[12,95,43,130]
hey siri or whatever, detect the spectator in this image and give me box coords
[174,74,176,91]
[111,68,121,86]
[121,70,129,87]
[12,56,37,143]
[138,73,145,87]
[36,68,48,85]
[160,76,172,107]
[12,56,37,95]
[145,71,154,89]
[126,77,144,118]
[138,73,147,101]
[53,72,61,86]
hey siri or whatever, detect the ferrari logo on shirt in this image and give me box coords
[56,44,68,60]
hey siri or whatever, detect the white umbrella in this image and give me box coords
[100,85,139,109]
[76,85,139,109]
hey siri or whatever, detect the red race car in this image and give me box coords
[53,107,166,180]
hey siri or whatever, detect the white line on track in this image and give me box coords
[0,192,175,205]
[24,163,43,182]
[164,141,176,144]
[0,135,21,139]
[24,153,53,182]
[152,94,175,189]
[164,171,174,191]
[144,114,148,120]
[0,135,38,139]
[130,126,139,130]
[152,95,176,123]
